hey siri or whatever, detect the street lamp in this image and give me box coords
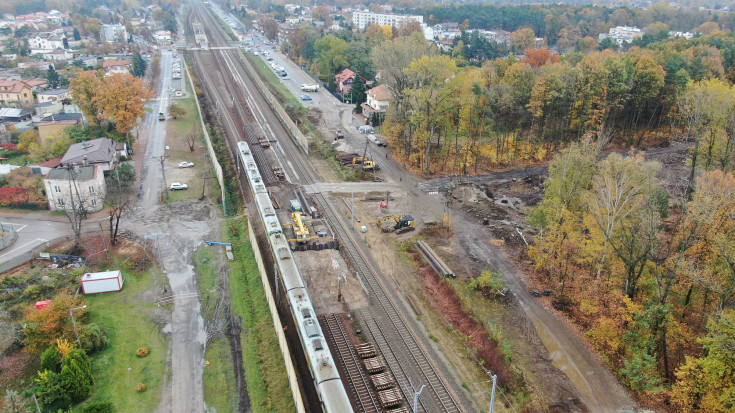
[70,305,87,348]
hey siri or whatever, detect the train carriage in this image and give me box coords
[237,141,353,413]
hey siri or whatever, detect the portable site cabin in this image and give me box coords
[81,270,124,294]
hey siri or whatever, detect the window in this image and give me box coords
[89,186,95,194]
[91,199,97,207]
[57,198,64,206]
[54,185,61,193]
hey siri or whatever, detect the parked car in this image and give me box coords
[158,112,165,121]
[301,94,312,101]
[358,125,374,134]
[170,182,188,190]
[178,161,194,168]
[316,228,328,237]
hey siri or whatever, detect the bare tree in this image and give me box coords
[185,129,199,152]
[58,164,97,249]
[105,163,136,246]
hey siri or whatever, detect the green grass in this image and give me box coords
[243,53,300,107]
[227,218,294,412]
[5,153,29,165]
[75,268,167,412]
[202,337,238,412]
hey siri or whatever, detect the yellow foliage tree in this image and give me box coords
[94,73,154,138]
[69,70,103,127]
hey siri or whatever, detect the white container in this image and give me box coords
[360,226,367,233]
[81,270,124,294]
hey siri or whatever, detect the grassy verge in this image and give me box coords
[76,267,167,412]
[203,337,238,412]
[243,52,300,108]
[227,217,294,411]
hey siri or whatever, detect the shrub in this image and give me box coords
[79,323,109,354]
[136,383,146,392]
[82,401,114,413]
[58,349,93,403]
[468,269,507,297]
[136,347,149,358]
[40,346,62,373]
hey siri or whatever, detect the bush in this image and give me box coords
[82,401,114,413]
[136,347,149,358]
[58,349,93,403]
[136,383,146,392]
[79,324,109,354]
[468,270,507,297]
[40,346,62,373]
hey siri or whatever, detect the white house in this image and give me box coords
[599,26,645,46]
[153,30,172,43]
[102,59,132,76]
[37,88,71,104]
[362,84,392,118]
[44,164,105,212]
[41,50,73,61]
[101,24,128,43]
[28,33,65,50]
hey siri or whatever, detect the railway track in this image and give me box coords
[188,4,465,412]
[313,193,462,413]
[321,314,381,413]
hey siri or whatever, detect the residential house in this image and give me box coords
[37,113,83,141]
[35,100,63,117]
[153,30,172,43]
[335,68,356,96]
[101,24,128,43]
[0,79,34,107]
[102,59,132,76]
[598,26,645,46]
[44,164,105,212]
[59,138,118,173]
[0,107,32,122]
[28,33,66,50]
[41,50,73,61]
[37,88,71,104]
[361,84,392,120]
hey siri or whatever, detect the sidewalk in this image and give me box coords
[0,207,109,223]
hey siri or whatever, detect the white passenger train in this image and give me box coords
[237,141,353,413]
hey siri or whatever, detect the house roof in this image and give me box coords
[0,108,30,117]
[38,119,77,127]
[25,79,47,88]
[46,164,96,181]
[335,68,355,83]
[367,84,392,101]
[33,156,62,168]
[60,138,117,166]
[38,88,69,96]
[42,112,81,121]
[102,59,131,68]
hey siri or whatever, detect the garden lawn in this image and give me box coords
[75,269,167,412]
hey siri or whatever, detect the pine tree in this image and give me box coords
[46,65,60,89]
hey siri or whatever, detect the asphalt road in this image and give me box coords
[0,216,71,273]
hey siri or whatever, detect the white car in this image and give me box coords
[170,182,188,190]
[178,161,194,168]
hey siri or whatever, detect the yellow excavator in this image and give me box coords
[352,157,380,172]
[376,215,416,233]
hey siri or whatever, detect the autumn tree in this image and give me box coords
[167,102,186,119]
[24,295,87,354]
[69,70,103,128]
[185,129,199,152]
[522,47,558,69]
[670,308,735,412]
[17,129,39,152]
[94,73,153,142]
[510,27,536,53]
[263,18,279,41]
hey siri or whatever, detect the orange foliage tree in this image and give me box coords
[522,47,559,69]
[95,73,154,139]
[24,295,87,354]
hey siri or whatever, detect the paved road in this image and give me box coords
[0,216,71,272]
[126,49,206,413]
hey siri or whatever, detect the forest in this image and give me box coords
[273,3,735,409]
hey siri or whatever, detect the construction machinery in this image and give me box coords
[352,157,380,172]
[376,215,416,233]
